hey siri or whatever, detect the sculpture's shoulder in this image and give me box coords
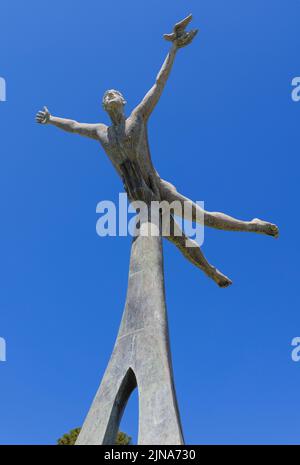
[96,122,108,133]
[95,123,109,141]
[129,106,144,123]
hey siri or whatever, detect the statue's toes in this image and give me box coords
[210,267,232,288]
[217,276,233,288]
[251,218,279,238]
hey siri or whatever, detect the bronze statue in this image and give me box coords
[36,14,278,287]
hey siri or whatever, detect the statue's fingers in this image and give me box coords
[43,106,49,113]
[188,29,199,41]
[182,36,194,47]
[178,29,199,47]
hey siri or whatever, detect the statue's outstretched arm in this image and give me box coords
[35,107,102,140]
[133,44,177,121]
[133,15,198,121]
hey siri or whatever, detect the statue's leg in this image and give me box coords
[159,179,279,237]
[165,215,232,287]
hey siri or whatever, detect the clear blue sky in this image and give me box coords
[0,0,299,445]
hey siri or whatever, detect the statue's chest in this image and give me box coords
[102,120,143,163]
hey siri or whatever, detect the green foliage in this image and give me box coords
[57,427,81,445]
[115,431,132,445]
[57,427,131,445]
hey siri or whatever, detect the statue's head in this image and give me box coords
[102,89,126,113]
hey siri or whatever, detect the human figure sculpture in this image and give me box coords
[36,14,279,287]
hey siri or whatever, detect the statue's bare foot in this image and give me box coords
[251,218,279,238]
[210,267,233,288]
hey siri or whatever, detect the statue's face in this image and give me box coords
[102,89,126,112]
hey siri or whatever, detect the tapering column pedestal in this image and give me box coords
[76,223,184,445]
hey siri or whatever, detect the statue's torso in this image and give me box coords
[98,112,159,188]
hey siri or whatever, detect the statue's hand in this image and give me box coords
[163,14,198,49]
[35,106,51,124]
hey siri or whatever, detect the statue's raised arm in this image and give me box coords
[133,14,198,121]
